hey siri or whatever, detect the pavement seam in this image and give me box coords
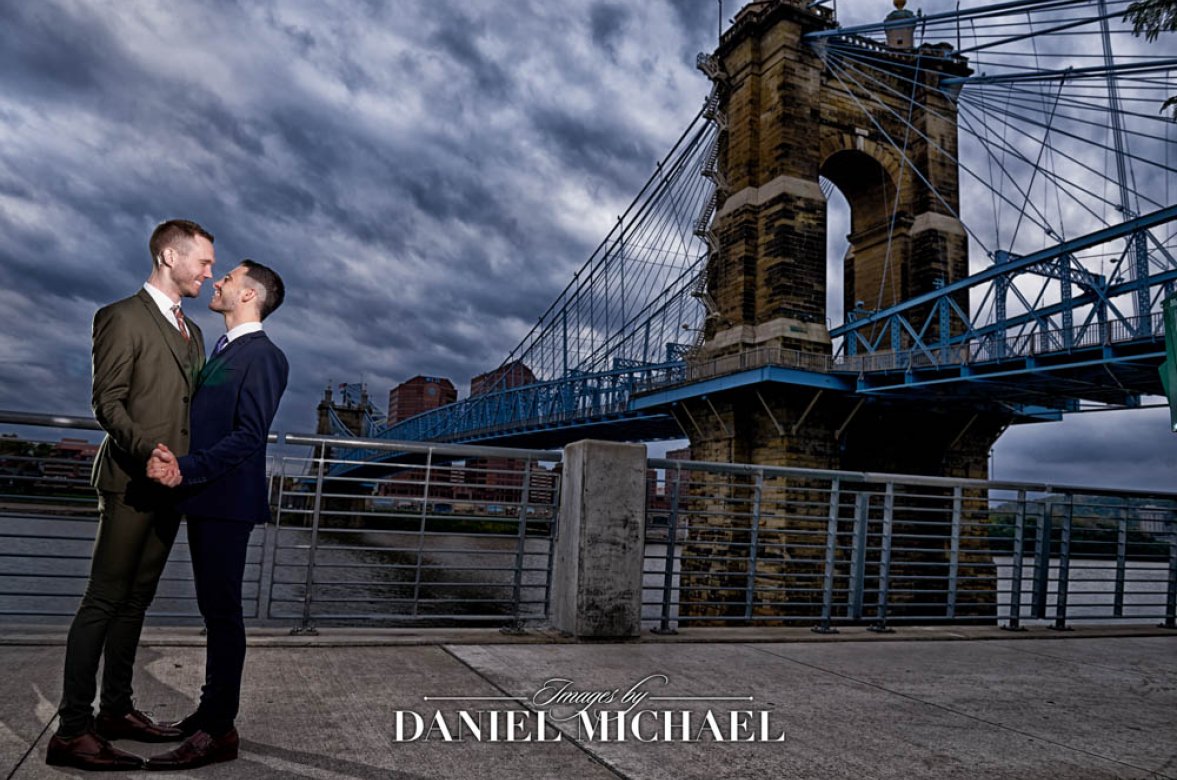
[745,643,1177,779]
[436,644,632,780]
[5,714,54,780]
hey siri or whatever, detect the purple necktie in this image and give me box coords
[212,334,229,356]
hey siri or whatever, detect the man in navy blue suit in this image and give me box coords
[144,259,288,770]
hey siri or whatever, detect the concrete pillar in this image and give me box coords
[551,440,647,638]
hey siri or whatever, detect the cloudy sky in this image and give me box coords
[0,0,1174,491]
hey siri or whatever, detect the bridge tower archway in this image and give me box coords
[682,0,1012,483]
[820,147,906,321]
[700,1,971,363]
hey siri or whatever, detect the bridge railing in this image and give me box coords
[339,359,693,450]
[329,301,1164,447]
[642,459,1177,631]
[683,346,834,379]
[632,307,1166,394]
[840,310,1166,374]
[630,347,835,395]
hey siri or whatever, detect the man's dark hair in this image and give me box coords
[241,259,285,320]
[149,219,214,263]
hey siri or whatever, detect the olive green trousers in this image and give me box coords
[56,489,180,737]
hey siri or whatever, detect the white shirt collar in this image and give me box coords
[143,282,179,314]
[224,321,264,344]
[143,282,184,331]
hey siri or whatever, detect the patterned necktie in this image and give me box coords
[212,334,229,357]
[171,305,190,342]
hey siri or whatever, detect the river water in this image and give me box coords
[0,511,553,626]
[2,514,1171,628]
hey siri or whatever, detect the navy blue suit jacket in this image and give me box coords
[177,330,288,524]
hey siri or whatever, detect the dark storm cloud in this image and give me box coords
[0,2,121,96]
[666,0,719,43]
[993,408,1177,491]
[1,0,1172,491]
[399,169,522,239]
[0,0,679,432]
[426,9,512,100]
[531,106,657,184]
[590,3,631,59]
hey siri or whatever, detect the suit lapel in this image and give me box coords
[135,289,195,387]
[198,331,263,386]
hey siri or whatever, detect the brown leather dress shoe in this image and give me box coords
[145,729,239,771]
[95,708,184,742]
[46,730,145,771]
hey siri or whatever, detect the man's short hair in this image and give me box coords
[149,219,214,264]
[240,259,285,320]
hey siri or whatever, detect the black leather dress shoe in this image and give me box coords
[162,711,204,738]
[145,729,239,771]
[46,730,145,771]
[95,708,184,743]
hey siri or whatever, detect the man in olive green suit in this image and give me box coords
[47,220,216,772]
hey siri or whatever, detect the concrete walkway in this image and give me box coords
[2,626,1175,779]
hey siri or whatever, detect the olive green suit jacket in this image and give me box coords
[90,288,205,493]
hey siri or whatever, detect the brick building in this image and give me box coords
[469,361,536,397]
[387,376,457,423]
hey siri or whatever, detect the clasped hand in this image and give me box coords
[147,443,183,487]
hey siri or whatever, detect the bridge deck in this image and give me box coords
[3,626,1174,778]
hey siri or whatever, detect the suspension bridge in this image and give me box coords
[326,0,1177,470]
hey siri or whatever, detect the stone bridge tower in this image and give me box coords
[689,0,1008,478]
[674,1,1010,623]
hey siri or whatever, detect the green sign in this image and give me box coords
[1162,292,1177,433]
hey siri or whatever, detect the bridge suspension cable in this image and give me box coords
[808,0,1175,351]
[490,107,714,384]
[336,0,1175,450]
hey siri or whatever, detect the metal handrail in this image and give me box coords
[642,460,1177,632]
[6,411,1175,632]
[285,433,561,462]
[0,410,102,431]
[0,408,282,445]
[647,456,1177,502]
[0,413,563,629]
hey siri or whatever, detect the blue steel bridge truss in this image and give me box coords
[331,0,1177,464]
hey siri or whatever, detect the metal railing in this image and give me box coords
[633,310,1167,395]
[0,412,561,632]
[838,310,1166,374]
[271,436,560,633]
[642,459,1177,632]
[0,413,269,621]
[5,410,1176,634]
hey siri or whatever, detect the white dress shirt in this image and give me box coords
[142,282,184,333]
[223,321,264,344]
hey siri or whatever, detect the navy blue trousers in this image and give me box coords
[187,517,254,736]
